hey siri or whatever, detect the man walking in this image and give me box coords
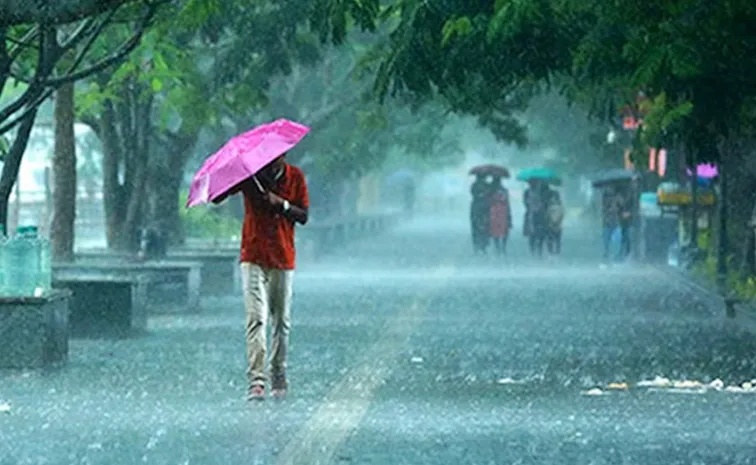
[214,153,309,401]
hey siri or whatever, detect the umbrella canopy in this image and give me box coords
[186,119,310,207]
[468,164,510,178]
[385,168,416,186]
[686,163,718,179]
[516,167,561,185]
[591,168,638,188]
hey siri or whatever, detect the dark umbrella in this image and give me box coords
[591,168,639,188]
[386,168,416,186]
[469,164,510,178]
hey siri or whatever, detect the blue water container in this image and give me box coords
[4,226,38,296]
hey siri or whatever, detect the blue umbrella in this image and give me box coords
[385,169,416,186]
[516,167,561,185]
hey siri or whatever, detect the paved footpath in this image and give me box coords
[2,214,756,465]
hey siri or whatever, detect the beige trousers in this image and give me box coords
[240,263,293,388]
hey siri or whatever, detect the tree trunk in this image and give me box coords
[98,100,128,249]
[147,132,197,247]
[95,82,152,252]
[50,82,77,261]
[0,110,37,231]
[148,168,184,245]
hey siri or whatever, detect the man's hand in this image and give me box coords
[265,192,285,208]
[263,191,308,224]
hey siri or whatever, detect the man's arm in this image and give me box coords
[265,192,308,224]
[261,169,310,224]
[284,203,308,225]
[211,180,247,205]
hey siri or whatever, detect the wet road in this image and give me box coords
[3,214,756,464]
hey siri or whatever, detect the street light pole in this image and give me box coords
[716,159,728,299]
[688,145,699,251]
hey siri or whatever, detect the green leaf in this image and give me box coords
[441,16,473,46]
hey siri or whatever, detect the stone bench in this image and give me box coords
[53,261,202,315]
[75,250,239,297]
[0,290,71,369]
[167,250,240,296]
[53,274,150,339]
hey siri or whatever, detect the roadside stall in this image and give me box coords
[638,190,678,264]
[656,180,716,253]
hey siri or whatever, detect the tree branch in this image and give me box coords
[0,0,136,27]
[0,87,54,135]
[0,108,37,228]
[44,4,156,86]
[7,26,39,60]
[0,25,51,127]
[0,27,10,95]
[59,17,99,50]
[0,3,158,135]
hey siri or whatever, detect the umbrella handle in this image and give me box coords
[252,176,266,194]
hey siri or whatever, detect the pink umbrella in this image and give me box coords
[186,119,311,207]
[685,163,718,179]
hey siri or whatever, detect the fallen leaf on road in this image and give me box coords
[606,382,629,390]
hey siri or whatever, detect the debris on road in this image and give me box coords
[0,401,11,413]
[496,377,526,385]
[581,388,604,396]
[603,377,756,394]
[606,382,629,390]
[637,376,673,388]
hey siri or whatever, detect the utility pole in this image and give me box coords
[716,158,729,301]
[688,145,699,251]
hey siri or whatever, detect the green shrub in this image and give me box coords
[691,253,756,300]
[179,191,241,240]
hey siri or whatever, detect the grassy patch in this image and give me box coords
[179,191,241,240]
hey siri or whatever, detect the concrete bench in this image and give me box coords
[167,250,240,296]
[53,274,150,338]
[75,249,239,297]
[53,261,202,314]
[0,290,71,369]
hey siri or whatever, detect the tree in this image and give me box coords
[0,1,141,27]
[51,82,76,261]
[0,0,161,231]
[344,1,573,139]
[78,0,365,249]
[254,36,470,218]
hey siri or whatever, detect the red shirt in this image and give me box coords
[239,164,309,270]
